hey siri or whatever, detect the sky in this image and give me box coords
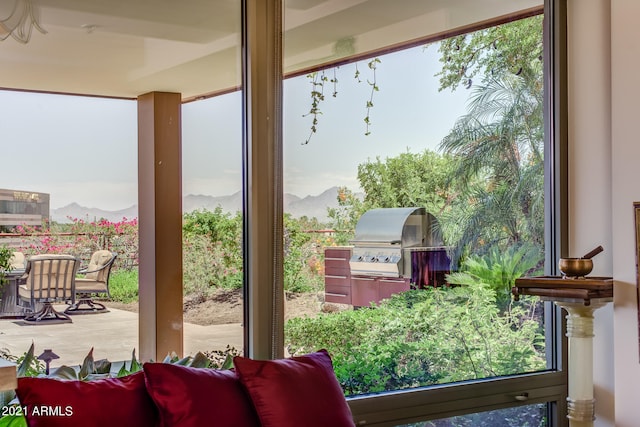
[1,43,469,211]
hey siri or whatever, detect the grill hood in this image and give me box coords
[351,207,441,247]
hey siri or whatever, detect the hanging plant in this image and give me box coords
[302,58,381,144]
[302,69,339,145]
[363,58,381,136]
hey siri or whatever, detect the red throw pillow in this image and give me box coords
[233,349,355,427]
[143,363,260,427]
[16,371,158,427]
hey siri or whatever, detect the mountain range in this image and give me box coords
[51,187,349,224]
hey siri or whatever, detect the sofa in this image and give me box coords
[15,349,355,427]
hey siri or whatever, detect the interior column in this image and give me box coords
[556,299,611,427]
[137,91,184,362]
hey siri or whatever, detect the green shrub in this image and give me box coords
[285,286,545,396]
[0,246,11,271]
[108,269,139,303]
[183,233,242,294]
[283,214,323,293]
[183,208,243,293]
[446,243,543,310]
[182,209,324,295]
[0,246,11,287]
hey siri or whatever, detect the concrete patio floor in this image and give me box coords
[0,306,243,368]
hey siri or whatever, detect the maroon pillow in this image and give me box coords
[16,371,158,427]
[143,363,260,427]
[233,349,354,427]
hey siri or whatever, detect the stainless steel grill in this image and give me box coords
[349,207,448,282]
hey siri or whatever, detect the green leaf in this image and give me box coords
[16,343,35,377]
[78,348,95,379]
[220,354,234,370]
[84,373,110,381]
[0,415,27,427]
[172,356,192,366]
[187,352,210,369]
[49,365,78,380]
[129,349,142,373]
[116,363,129,378]
[93,359,112,375]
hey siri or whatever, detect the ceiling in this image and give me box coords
[0,0,542,101]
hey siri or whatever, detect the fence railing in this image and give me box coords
[0,227,348,273]
[0,232,138,270]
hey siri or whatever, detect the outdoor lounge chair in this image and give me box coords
[65,250,117,315]
[17,254,79,324]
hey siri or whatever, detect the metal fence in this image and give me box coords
[0,232,138,270]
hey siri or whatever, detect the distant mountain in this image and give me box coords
[51,187,357,224]
[183,192,243,213]
[52,202,138,224]
[284,187,341,221]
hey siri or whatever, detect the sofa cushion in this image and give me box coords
[143,363,260,427]
[16,371,158,427]
[233,349,354,427]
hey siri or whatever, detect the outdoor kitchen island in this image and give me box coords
[324,208,452,308]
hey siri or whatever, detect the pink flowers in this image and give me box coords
[7,217,139,268]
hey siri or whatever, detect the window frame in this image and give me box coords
[240,0,568,424]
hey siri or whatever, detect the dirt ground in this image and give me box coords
[105,288,343,326]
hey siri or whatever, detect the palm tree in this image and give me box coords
[438,73,544,265]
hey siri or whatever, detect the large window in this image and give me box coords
[273,0,566,425]
[284,18,548,393]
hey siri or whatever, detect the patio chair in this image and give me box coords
[8,251,26,270]
[65,250,117,315]
[17,254,80,324]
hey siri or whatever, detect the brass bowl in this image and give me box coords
[558,258,593,278]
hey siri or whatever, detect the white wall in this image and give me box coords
[610,0,640,425]
[570,0,640,425]
[567,1,615,425]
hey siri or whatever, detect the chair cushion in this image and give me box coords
[233,349,354,427]
[9,251,25,270]
[21,255,78,300]
[17,284,30,299]
[16,371,158,427]
[143,363,260,427]
[85,250,113,281]
[74,278,108,293]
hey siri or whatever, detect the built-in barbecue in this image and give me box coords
[324,207,452,307]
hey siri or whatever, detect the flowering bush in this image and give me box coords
[2,210,327,300]
[11,218,138,269]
